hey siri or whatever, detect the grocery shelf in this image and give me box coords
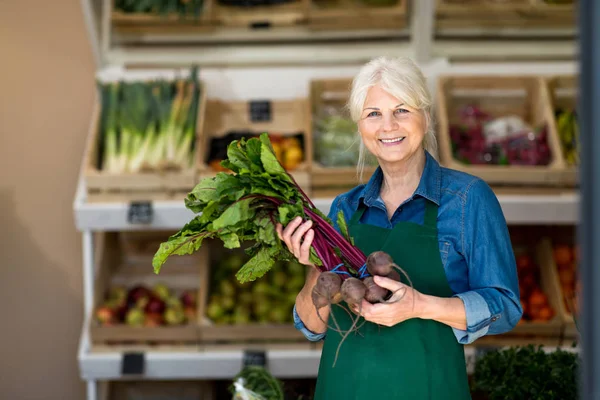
[74,177,580,231]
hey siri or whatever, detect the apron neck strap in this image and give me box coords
[423,200,438,229]
[349,199,438,229]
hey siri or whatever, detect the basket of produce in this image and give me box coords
[436,75,567,186]
[198,99,312,194]
[111,0,214,35]
[91,232,208,345]
[212,0,307,28]
[538,236,579,338]
[84,69,206,202]
[545,75,579,186]
[435,0,575,31]
[198,242,307,343]
[309,78,377,197]
[307,0,407,31]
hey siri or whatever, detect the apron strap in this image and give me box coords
[423,200,439,229]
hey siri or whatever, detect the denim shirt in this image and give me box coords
[293,150,523,345]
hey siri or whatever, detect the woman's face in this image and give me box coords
[358,85,426,166]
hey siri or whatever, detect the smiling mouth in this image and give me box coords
[379,137,405,144]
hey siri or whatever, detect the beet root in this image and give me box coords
[340,278,367,306]
[366,251,394,276]
[363,277,390,304]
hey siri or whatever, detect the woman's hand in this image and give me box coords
[276,216,315,266]
[354,275,422,327]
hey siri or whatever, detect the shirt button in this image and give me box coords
[492,316,499,322]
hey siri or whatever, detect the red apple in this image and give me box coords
[95,306,115,325]
[180,290,197,308]
[127,285,151,306]
[145,297,166,314]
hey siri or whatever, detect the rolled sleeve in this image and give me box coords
[293,304,326,342]
[452,291,492,344]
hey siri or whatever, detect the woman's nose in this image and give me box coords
[381,113,399,132]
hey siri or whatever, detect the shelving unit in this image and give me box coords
[76,1,581,399]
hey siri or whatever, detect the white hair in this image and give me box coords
[348,56,438,180]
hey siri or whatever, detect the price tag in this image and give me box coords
[249,100,272,122]
[121,352,145,375]
[250,21,272,29]
[243,350,267,367]
[127,201,153,225]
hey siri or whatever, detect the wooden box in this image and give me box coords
[307,0,408,31]
[110,0,215,36]
[544,75,579,186]
[537,236,579,339]
[309,78,377,198]
[212,0,308,28]
[84,80,207,202]
[198,99,312,194]
[90,232,208,344]
[197,241,307,343]
[435,0,576,30]
[102,380,215,400]
[508,239,567,337]
[436,75,567,186]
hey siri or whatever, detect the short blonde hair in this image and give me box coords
[348,56,438,179]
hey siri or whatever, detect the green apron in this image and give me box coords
[314,200,471,400]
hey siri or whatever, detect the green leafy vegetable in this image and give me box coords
[153,133,367,283]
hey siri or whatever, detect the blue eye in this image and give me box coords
[367,111,380,117]
[395,108,409,114]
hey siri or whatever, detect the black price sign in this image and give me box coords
[121,352,145,375]
[243,350,267,367]
[249,100,272,122]
[127,201,153,225]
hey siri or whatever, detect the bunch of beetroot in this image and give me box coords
[312,251,412,366]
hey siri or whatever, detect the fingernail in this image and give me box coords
[306,220,313,226]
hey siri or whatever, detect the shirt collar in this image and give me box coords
[356,150,442,208]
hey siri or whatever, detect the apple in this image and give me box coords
[96,306,115,325]
[180,290,197,308]
[164,307,186,326]
[107,286,127,303]
[145,297,166,314]
[166,296,183,309]
[125,308,146,327]
[219,280,236,297]
[206,302,224,320]
[553,245,573,266]
[127,285,151,307]
[516,254,533,271]
[152,283,170,301]
[144,312,164,327]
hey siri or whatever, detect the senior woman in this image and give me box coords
[276,56,522,399]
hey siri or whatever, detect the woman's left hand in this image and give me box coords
[354,275,423,327]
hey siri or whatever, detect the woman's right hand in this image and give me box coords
[276,216,315,266]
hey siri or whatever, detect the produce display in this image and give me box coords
[449,105,551,166]
[313,106,360,167]
[555,108,579,166]
[206,247,305,325]
[218,0,296,6]
[552,243,579,316]
[208,131,304,172]
[114,0,204,17]
[97,69,200,174]
[515,251,555,323]
[95,283,197,327]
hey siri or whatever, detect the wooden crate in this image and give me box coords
[90,232,208,344]
[507,239,567,337]
[309,78,377,197]
[544,75,579,186]
[102,380,215,400]
[111,0,215,35]
[436,75,567,186]
[212,0,308,28]
[537,236,579,339]
[307,0,408,31]
[197,241,307,343]
[198,98,312,194]
[84,81,207,203]
[435,0,576,30]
